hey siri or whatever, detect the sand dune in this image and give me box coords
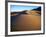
[11,10,41,31]
[15,14,41,31]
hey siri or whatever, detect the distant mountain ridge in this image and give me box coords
[33,7,41,11]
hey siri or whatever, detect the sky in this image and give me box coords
[10,5,40,12]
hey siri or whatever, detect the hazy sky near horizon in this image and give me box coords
[10,5,40,12]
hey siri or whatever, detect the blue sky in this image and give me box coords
[10,5,40,12]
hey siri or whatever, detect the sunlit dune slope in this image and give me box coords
[11,10,41,31]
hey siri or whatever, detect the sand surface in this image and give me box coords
[11,14,41,31]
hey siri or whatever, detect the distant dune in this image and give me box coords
[11,10,41,16]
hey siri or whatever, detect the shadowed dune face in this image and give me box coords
[11,10,41,31]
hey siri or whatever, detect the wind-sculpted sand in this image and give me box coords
[11,10,41,31]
